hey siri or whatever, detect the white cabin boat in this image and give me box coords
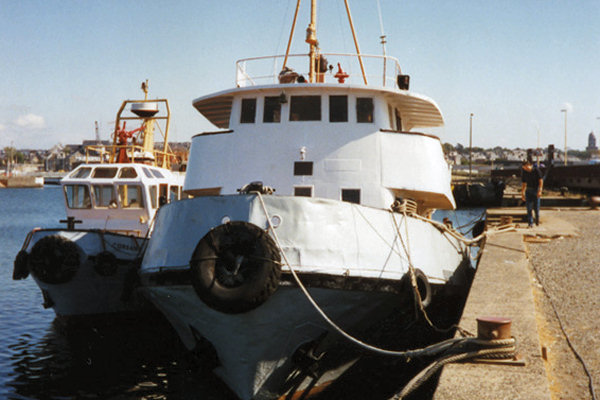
[140,4,473,399]
[13,82,186,320]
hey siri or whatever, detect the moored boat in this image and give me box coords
[13,81,186,321]
[139,3,475,399]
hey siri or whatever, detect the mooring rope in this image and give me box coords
[392,336,518,399]
[254,193,516,370]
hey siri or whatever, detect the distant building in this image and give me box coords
[586,131,598,154]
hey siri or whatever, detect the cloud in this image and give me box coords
[14,113,45,129]
[0,123,5,132]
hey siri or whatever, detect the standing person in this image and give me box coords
[521,159,543,227]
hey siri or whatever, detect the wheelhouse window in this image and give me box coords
[294,161,313,176]
[118,167,137,178]
[64,185,92,209]
[294,187,313,197]
[290,96,321,121]
[341,188,361,204]
[93,185,117,208]
[263,96,281,123]
[149,185,158,209]
[240,98,257,123]
[329,95,348,122]
[151,169,164,179]
[170,185,180,202]
[142,167,153,178]
[159,184,168,206]
[356,98,374,123]
[92,167,118,179]
[118,184,144,208]
[70,167,92,179]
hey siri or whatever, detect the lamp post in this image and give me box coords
[469,113,474,181]
[561,109,568,166]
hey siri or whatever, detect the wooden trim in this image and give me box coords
[380,129,440,141]
[192,130,234,138]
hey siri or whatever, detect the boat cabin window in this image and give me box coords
[118,184,144,208]
[159,184,168,206]
[149,185,158,209]
[118,167,138,178]
[240,98,256,123]
[263,96,281,123]
[290,96,321,121]
[329,95,348,122]
[341,188,361,204]
[170,185,180,202]
[93,185,117,208]
[142,167,153,178]
[294,186,312,197]
[64,184,92,209]
[93,167,118,179]
[151,169,164,179]
[70,167,92,179]
[356,98,374,123]
[294,161,313,176]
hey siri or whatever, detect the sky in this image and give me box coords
[1,0,599,151]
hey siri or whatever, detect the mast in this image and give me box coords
[306,0,318,83]
[343,0,368,85]
[282,0,302,72]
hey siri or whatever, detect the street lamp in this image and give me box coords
[469,113,474,181]
[561,109,568,166]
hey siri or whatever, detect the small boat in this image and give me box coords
[139,3,474,399]
[13,81,185,321]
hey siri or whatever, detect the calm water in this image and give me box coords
[0,187,483,399]
[0,187,235,400]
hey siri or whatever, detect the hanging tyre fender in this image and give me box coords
[28,235,81,284]
[13,250,30,280]
[189,221,282,314]
[402,268,432,309]
[94,250,118,277]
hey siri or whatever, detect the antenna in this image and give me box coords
[376,0,387,86]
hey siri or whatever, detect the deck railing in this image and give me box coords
[235,53,403,88]
[84,144,176,169]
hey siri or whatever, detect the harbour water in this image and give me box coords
[0,187,482,399]
[0,187,236,400]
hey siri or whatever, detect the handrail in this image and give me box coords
[235,52,402,88]
[84,144,177,168]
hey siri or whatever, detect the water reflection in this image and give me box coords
[7,316,236,400]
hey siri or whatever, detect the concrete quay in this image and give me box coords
[433,210,580,400]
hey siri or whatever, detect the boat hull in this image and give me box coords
[140,194,470,399]
[15,229,148,318]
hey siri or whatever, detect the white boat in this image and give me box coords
[13,81,186,321]
[140,3,473,399]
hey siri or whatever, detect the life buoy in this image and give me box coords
[189,221,281,314]
[13,250,29,280]
[94,251,118,277]
[29,235,80,284]
[402,268,432,309]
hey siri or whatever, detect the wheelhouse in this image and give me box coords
[62,163,185,236]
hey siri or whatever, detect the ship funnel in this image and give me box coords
[131,102,159,118]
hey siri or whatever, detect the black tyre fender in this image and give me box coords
[13,250,30,280]
[95,250,118,277]
[402,268,432,309]
[189,221,281,314]
[29,235,81,284]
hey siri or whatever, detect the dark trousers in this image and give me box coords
[525,188,540,226]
